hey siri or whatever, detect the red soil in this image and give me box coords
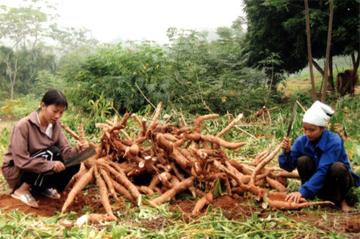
[0,189,94,217]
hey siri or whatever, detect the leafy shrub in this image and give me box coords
[0,127,11,163]
[59,29,279,116]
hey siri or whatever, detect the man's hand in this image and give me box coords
[285,191,302,204]
[280,136,292,154]
[52,161,65,173]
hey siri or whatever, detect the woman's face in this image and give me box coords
[302,122,325,142]
[41,103,66,124]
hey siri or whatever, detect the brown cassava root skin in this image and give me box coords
[110,177,136,203]
[150,176,196,206]
[216,113,243,138]
[78,123,86,144]
[171,147,192,170]
[102,164,140,199]
[266,176,287,192]
[148,172,172,190]
[62,166,95,213]
[192,192,214,216]
[146,103,162,136]
[255,149,269,165]
[85,214,117,223]
[100,168,120,202]
[60,123,79,140]
[250,145,281,185]
[229,159,253,175]
[193,114,218,132]
[267,197,334,210]
[272,171,300,178]
[201,135,247,150]
[94,166,117,221]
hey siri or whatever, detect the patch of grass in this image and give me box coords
[0,127,11,164]
[0,199,350,238]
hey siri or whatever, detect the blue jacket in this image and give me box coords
[278,129,360,198]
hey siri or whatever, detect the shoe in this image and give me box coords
[11,193,39,208]
[37,188,61,199]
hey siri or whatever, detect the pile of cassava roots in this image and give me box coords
[60,103,334,221]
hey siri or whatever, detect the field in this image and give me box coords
[0,76,360,238]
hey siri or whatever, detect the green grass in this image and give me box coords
[0,188,353,238]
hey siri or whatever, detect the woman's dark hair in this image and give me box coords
[41,89,68,109]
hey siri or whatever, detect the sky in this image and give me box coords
[2,0,245,44]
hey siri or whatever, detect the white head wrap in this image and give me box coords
[303,101,334,126]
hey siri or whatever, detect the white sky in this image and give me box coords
[2,0,245,44]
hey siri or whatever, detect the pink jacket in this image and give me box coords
[1,111,78,191]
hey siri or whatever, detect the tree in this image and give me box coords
[215,16,245,42]
[321,0,334,102]
[243,0,359,92]
[216,27,234,40]
[304,0,317,102]
[49,24,99,55]
[0,1,99,100]
[165,27,268,114]
[0,4,48,99]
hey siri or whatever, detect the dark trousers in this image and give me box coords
[296,155,355,204]
[21,146,80,192]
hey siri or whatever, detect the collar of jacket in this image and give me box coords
[303,129,329,153]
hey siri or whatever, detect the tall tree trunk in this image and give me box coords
[321,0,334,103]
[304,0,317,102]
[328,54,334,91]
[10,80,15,100]
[351,54,355,66]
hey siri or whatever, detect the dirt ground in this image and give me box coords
[0,187,94,218]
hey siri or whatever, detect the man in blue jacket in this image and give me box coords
[279,101,360,212]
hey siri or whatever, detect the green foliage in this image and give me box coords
[0,99,21,119]
[86,93,113,117]
[60,42,169,114]
[346,187,360,207]
[0,127,11,164]
[214,179,223,197]
[11,94,41,120]
[165,27,268,114]
[0,209,112,238]
[0,3,50,100]
[0,0,100,100]
[244,0,359,74]
[0,200,345,238]
[31,70,66,96]
[335,94,360,143]
[49,24,99,55]
[60,27,275,116]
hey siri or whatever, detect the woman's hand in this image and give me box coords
[285,191,302,204]
[76,141,90,152]
[280,136,292,154]
[52,161,65,173]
